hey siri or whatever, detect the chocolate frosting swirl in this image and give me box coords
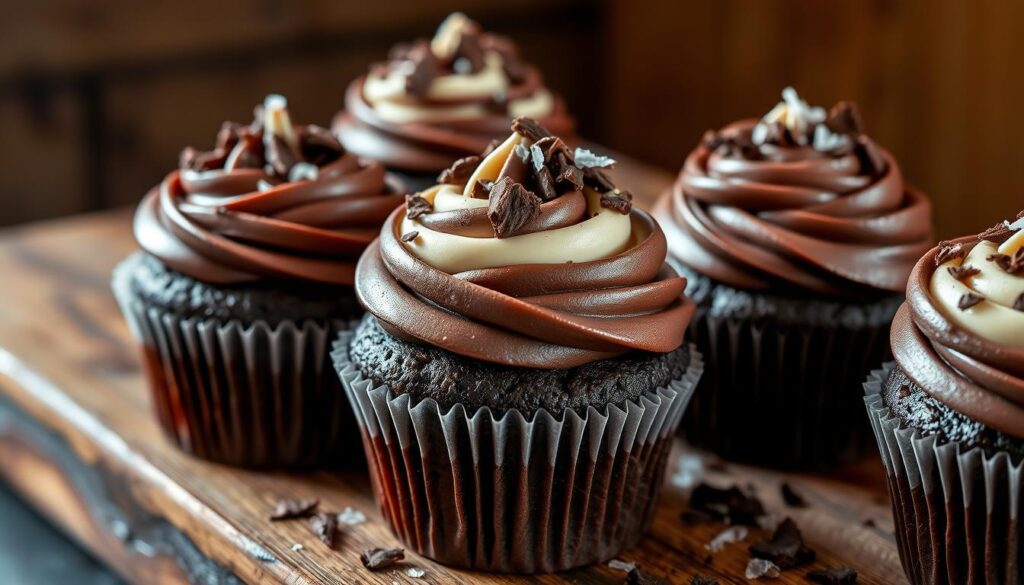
[333,13,575,173]
[135,96,404,286]
[892,231,1024,439]
[355,120,693,368]
[655,90,932,298]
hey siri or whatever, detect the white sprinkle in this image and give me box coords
[573,147,616,169]
[257,180,275,192]
[670,453,704,489]
[1008,217,1024,232]
[405,567,426,578]
[291,543,304,552]
[705,526,748,553]
[745,558,781,580]
[607,559,636,572]
[337,506,367,526]
[264,94,288,111]
[812,124,849,153]
[288,162,319,182]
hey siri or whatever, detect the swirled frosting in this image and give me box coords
[135,95,404,286]
[333,13,575,173]
[655,87,932,298]
[355,117,693,368]
[891,213,1024,438]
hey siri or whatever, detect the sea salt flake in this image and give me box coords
[338,506,367,526]
[670,453,704,489]
[405,567,426,578]
[705,526,748,553]
[607,559,636,572]
[291,543,304,552]
[745,558,781,579]
[573,147,616,169]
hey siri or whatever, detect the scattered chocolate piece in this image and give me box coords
[759,121,799,147]
[224,129,264,171]
[487,177,541,238]
[360,547,405,570]
[691,576,720,585]
[863,518,877,528]
[781,483,808,508]
[471,178,493,199]
[269,498,319,521]
[405,193,433,220]
[987,248,1024,274]
[600,190,633,214]
[437,155,480,184]
[689,483,766,526]
[807,567,858,584]
[934,240,966,266]
[310,512,338,547]
[625,567,664,585]
[824,101,862,136]
[511,116,551,142]
[745,558,781,580]
[957,292,985,311]
[574,147,617,169]
[980,220,1014,244]
[1015,292,1024,312]
[404,42,440,98]
[749,517,816,569]
[948,264,981,281]
[265,134,298,177]
[556,165,585,192]
[299,125,344,166]
[533,166,558,201]
[401,231,419,243]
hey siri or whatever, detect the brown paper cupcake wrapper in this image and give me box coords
[112,257,361,468]
[682,302,890,468]
[864,363,1023,585]
[331,330,703,573]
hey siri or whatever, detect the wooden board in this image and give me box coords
[0,158,908,584]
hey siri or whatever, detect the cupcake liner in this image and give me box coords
[331,330,703,573]
[681,291,893,468]
[112,257,361,468]
[864,364,1023,585]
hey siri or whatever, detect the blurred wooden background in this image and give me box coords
[1,0,1021,239]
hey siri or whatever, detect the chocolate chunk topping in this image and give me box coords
[705,129,763,160]
[1015,292,1024,312]
[853,136,885,176]
[299,125,345,166]
[453,30,485,73]
[487,177,541,238]
[625,567,664,585]
[987,248,1024,274]
[781,483,807,508]
[760,121,799,147]
[748,517,816,569]
[401,231,419,243]
[533,165,558,201]
[360,547,405,570]
[309,512,338,547]
[600,190,633,215]
[404,42,440,99]
[691,576,720,585]
[935,240,966,266]
[471,178,493,199]
[979,220,1015,244]
[557,165,585,192]
[269,497,319,521]
[807,567,858,584]
[688,483,766,526]
[405,193,433,220]
[265,134,298,178]
[437,155,480,184]
[825,101,862,136]
[958,292,985,311]
[511,116,551,142]
[224,129,264,171]
[947,264,981,281]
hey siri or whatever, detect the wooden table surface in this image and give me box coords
[0,158,907,584]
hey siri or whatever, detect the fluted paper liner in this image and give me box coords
[864,363,1023,585]
[682,297,892,468]
[332,329,702,573]
[112,254,361,468]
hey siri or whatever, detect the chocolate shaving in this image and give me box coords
[1015,292,1024,312]
[511,116,551,142]
[360,547,405,570]
[309,512,338,547]
[958,292,985,311]
[471,179,493,199]
[265,134,297,177]
[748,517,816,569]
[600,190,633,214]
[487,177,541,238]
[987,248,1024,274]
[948,264,981,281]
[625,567,664,585]
[688,483,766,526]
[825,101,862,136]
[690,576,719,585]
[401,231,419,243]
[780,483,807,508]
[405,193,433,220]
[404,42,440,98]
[269,497,319,521]
[533,166,558,201]
[807,567,858,585]
[437,156,480,184]
[979,220,1014,244]
[557,165,585,192]
[934,240,966,266]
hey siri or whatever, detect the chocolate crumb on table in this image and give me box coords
[269,498,319,521]
[806,566,858,584]
[360,547,405,570]
[748,517,816,569]
[309,512,338,547]
[687,483,766,526]
[780,482,808,508]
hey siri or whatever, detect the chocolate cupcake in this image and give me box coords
[864,212,1024,585]
[113,95,405,467]
[332,12,575,190]
[332,118,702,573]
[654,88,933,468]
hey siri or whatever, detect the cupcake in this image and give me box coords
[332,12,575,190]
[654,87,933,468]
[113,95,405,467]
[332,118,702,572]
[864,212,1024,585]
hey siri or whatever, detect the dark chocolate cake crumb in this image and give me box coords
[437,156,480,184]
[947,264,980,280]
[401,231,419,243]
[934,240,966,266]
[1015,292,1024,311]
[511,116,551,141]
[749,517,816,569]
[625,567,664,585]
[957,292,985,311]
[487,176,541,237]
[807,566,858,584]
[269,498,319,521]
[688,483,765,526]
[405,193,433,220]
[979,220,1014,244]
[360,547,405,570]
[691,576,720,585]
[781,483,808,508]
[310,512,338,547]
[600,190,633,214]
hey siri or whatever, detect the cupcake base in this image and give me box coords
[677,263,900,469]
[332,326,703,573]
[113,253,362,468]
[864,364,1023,585]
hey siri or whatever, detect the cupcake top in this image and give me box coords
[135,95,404,287]
[892,212,1024,438]
[355,117,693,369]
[333,13,575,173]
[656,87,932,298]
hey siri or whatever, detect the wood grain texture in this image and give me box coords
[0,158,906,584]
